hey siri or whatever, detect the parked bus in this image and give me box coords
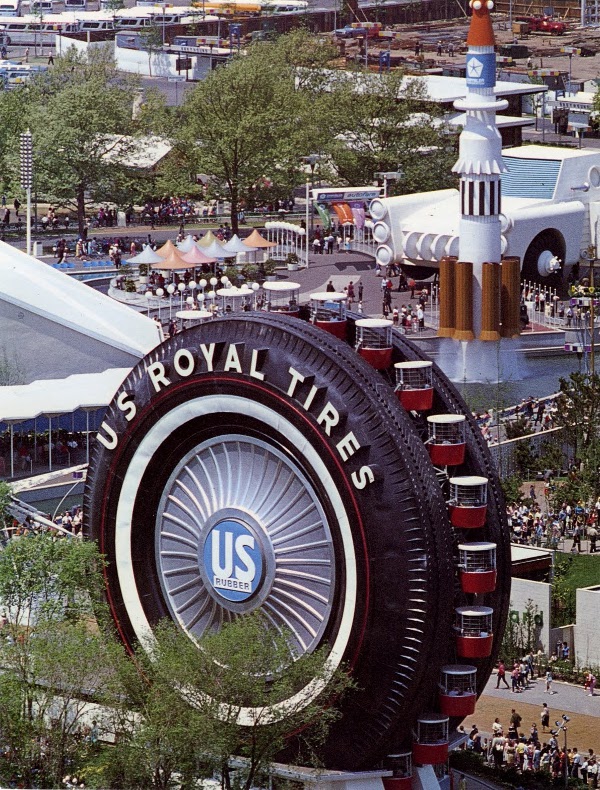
[0,6,203,41]
[191,0,306,13]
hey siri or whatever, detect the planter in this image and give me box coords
[287,263,299,271]
[139,275,149,285]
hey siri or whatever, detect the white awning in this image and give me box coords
[0,369,129,423]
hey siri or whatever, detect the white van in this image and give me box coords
[30,0,55,12]
[0,0,21,16]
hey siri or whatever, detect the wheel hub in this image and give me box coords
[537,250,561,277]
[156,434,336,656]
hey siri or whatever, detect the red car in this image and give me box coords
[516,15,566,34]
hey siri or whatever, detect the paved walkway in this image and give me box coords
[464,674,600,754]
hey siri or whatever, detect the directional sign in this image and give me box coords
[561,46,581,55]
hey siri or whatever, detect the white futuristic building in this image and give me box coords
[372,143,600,285]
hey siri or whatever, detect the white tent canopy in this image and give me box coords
[221,234,257,254]
[202,239,227,259]
[0,240,160,360]
[128,246,163,265]
[177,234,198,253]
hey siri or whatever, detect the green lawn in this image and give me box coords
[556,552,600,592]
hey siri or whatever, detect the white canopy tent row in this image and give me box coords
[0,369,131,478]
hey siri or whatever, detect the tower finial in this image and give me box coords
[466,0,496,47]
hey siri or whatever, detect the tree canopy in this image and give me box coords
[0,31,458,233]
[325,70,457,194]
[177,30,338,232]
[108,614,354,790]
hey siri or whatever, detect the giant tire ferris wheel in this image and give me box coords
[85,311,510,773]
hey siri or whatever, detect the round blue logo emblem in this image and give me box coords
[203,519,263,602]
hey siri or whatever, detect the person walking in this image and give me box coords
[346,281,355,306]
[588,525,598,553]
[546,668,555,694]
[358,281,364,303]
[573,523,582,553]
[541,702,550,732]
[496,660,510,689]
[585,672,597,696]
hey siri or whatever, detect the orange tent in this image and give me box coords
[153,250,189,271]
[156,239,184,259]
[244,229,276,248]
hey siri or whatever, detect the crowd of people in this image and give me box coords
[506,491,600,550]
[2,504,84,544]
[465,709,597,782]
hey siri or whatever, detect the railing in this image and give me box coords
[488,426,571,478]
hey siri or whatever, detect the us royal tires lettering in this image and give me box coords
[96,343,375,490]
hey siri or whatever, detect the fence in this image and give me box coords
[488,426,573,478]
[263,221,307,265]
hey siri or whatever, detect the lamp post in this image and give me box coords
[155,287,164,322]
[580,227,598,375]
[305,178,310,267]
[145,290,152,317]
[302,154,321,242]
[550,714,571,790]
[20,130,32,256]
[167,282,176,319]
[178,281,186,310]
[375,169,404,198]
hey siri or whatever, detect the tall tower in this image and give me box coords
[452,0,508,341]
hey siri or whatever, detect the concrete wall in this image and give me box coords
[575,586,600,668]
[114,45,207,80]
[55,35,112,58]
[509,577,552,654]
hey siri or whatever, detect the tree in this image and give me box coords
[22,48,141,234]
[0,534,126,788]
[552,371,600,506]
[178,31,338,233]
[109,614,355,790]
[139,24,164,78]
[325,70,457,194]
